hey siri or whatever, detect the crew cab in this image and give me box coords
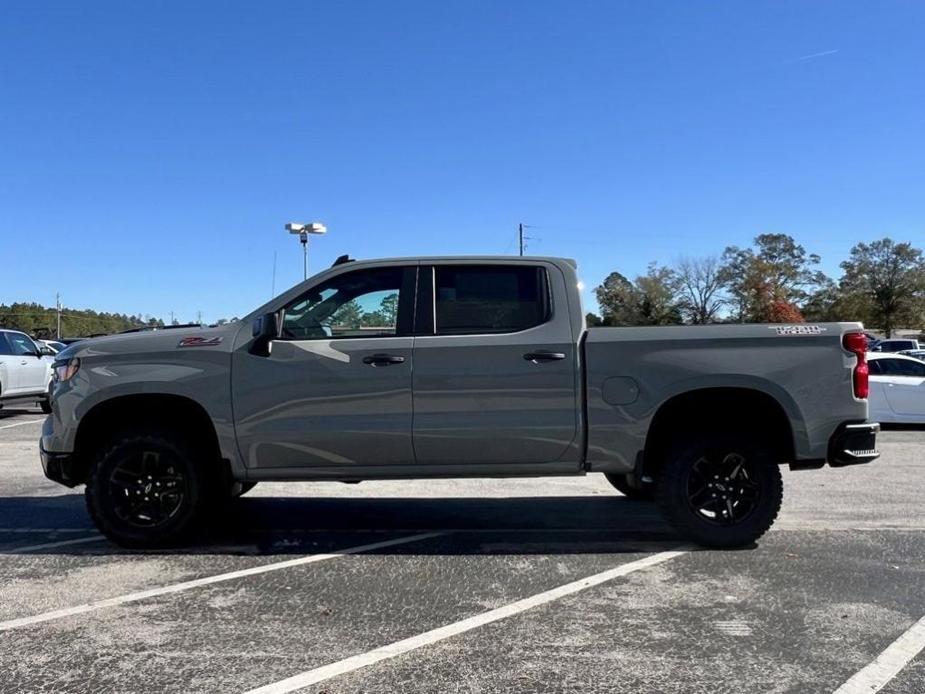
[41,256,879,548]
[1,329,54,414]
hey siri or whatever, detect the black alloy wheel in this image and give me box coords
[109,449,187,528]
[655,435,783,548]
[686,451,761,525]
[86,431,213,548]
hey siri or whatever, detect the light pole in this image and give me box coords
[285,222,327,280]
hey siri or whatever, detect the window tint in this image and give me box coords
[873,358,925,377]
[281,267,404,339]
[6,332,37,356]
[0,334,12,356]
[434,265,549,335]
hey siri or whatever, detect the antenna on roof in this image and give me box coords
[332,254,355,267]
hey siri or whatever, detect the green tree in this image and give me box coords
[379,293,399,325]
[585,312,603,327]
[595,264,682,326]
[838,238,925,336]
[330,299,363,329]
[720,234,828,322]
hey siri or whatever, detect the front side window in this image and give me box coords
[281,267,405,339]
[894,359,925,377]
[872,358,925,377]
[6,332,38,356]
[434,265,549,335]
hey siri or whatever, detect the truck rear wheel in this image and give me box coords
[85,431,212,548]
[604,473,655,501]
[656,435,783,548]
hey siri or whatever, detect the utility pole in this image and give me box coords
[197,310,202,325]
[56,293,61,339]
[518,223,534,256]
[169,311,175,325]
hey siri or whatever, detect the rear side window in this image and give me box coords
[433,265,550,335]
[0,334,12,356]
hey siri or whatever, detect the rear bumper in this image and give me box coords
[789,421,880,471]
[40,442,83,488]
[828,422,880,467]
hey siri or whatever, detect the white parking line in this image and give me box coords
[833,614,925,694]
[0,532,442,633]
[242,549,688,694]
[1,535,104,553]
[0,418,44,430]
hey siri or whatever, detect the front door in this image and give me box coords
[411,263,580,466]
[878,357,925,417]
[5,332,47,393]
[232,265,417,470]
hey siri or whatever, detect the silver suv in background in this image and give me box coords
[0,329,54,414]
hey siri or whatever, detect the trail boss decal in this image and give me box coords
[770,325,828,336]
[178,336,223,347]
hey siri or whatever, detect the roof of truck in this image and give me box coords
[328,255,577,267]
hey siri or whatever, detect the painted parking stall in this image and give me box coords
[0,410,923,693]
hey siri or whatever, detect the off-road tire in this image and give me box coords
[656,435,783,548]
[85,430,215,548]
[604,472,655,501]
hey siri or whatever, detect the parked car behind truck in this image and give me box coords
[41,256,879,548]
[0,329,53,413]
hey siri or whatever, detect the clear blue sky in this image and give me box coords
[2,1,923,322]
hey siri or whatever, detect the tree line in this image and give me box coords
[590,235,925,337]
[0,303,167,338]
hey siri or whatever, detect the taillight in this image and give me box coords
[843,332,868,399]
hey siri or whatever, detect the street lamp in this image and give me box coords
[285,222,327,280]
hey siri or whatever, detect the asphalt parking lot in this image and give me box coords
[1,407,923,694]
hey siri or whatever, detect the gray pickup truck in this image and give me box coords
[41,256,879,548]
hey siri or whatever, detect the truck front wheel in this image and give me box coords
[656,436,783,548]
[85,431,212,548]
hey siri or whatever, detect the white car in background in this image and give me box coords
[39,339,67,354]
[868,352,925,424]
[0,329,54,414]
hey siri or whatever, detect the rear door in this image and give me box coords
[411,262,580,466]
[232,264,418,470]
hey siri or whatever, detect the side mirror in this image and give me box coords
[252,312,280,339]
[40,346,55,356]
[250,312,280,357]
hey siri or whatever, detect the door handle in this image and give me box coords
[362,353,406,366]
[523,351,567,363]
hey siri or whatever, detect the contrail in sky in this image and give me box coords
[787,49,840,63]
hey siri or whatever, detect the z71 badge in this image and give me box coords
[770,325,828,336]
[178,336,223,347]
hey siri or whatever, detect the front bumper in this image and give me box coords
[828,422,880,467]
[40,443,84,488]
